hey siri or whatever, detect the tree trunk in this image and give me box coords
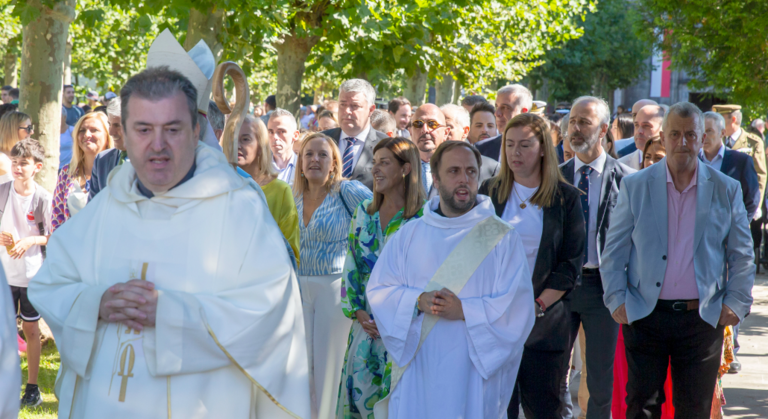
[184,6,226,65]
[4,37,19,88]
[405,68,428,106]
[453,78,461,104]
[20,0,76,192]
[434,73,454,106]
[63,35,72,85]
[275,33,318,115]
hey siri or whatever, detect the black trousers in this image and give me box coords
[508,347,568,419]
[568,272,619,419]
[623,301,725,419]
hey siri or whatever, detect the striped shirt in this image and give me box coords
[296,180,372,276]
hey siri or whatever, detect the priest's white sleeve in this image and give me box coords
[366,228,426,367]
[462,232,535,379]
[0,269,20,419]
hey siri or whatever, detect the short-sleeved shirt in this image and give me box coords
[0,184,49,287]
[64,105,84,127]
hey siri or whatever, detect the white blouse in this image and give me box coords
[501,182,544,276]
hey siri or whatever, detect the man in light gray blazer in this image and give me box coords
[601,102,754,418]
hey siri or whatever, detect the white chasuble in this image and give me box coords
[366,196,536,419]
[29,144,310,419]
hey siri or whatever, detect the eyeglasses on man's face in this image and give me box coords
[410,119,444,130]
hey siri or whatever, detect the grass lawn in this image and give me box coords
[18,341,60,419]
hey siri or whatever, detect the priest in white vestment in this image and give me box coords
[366,141,535,419]
[28,67,310,419]
[0,269,21,419]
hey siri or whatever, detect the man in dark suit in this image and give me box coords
[475,84,532,161]
[559,96,635,419]
[616,98,659,157]
[320,79,387,191]
[90,97,127,201]
[440,104,499,185]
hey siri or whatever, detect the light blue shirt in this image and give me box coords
[59,126,74,169]
[699,143,725,172]
[421,160,433,194]
[296,180,372,276]
[272,152,297,185]
[339,124,371,171]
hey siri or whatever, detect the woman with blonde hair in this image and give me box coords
[52,111,113,231]
[337,137,425,418]
[237,114,300,264]
[479,113,585,418]
[0,111,34,183]
[294,132,371,419]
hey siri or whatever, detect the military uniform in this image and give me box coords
[714,104,767,206]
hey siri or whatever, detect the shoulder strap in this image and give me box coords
[0,182,11,220]
[374,215,512,418]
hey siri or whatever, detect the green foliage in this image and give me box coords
[635,0,768,119]
[529,0,651,103]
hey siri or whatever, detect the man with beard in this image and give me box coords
[366,140,535,419]
[559,96,635,419]
[467,102,499,146]
[89,97,128,200]
[476,84,532,161]
[618,105,665,170]
[321,78,388,190]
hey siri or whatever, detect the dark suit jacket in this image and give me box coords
[475,134,502,161]
[559,155,635,269]
[321,127,387,190]
[617,142,636,157]
[709,149,760,220]
[89,148,122,201]
[479,180,586,351]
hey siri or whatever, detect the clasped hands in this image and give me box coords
[99,279,158,331]
[418,288,464,321]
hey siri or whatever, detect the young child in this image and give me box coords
[0,139,52,407]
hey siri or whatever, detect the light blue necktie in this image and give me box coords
[422,161,433,193]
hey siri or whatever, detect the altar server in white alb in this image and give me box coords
[28,67,310,419]
[366,141,536,419]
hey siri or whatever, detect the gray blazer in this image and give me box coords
[321,126,388,190]
[560,156,636,265]
[600,159,755,327]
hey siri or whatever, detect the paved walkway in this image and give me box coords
[722,273,768,418]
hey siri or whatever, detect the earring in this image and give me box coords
[301,173,305,177]
[402,173,406,178]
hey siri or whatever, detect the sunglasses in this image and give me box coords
[411,119,443,130]
[18,125,34,134]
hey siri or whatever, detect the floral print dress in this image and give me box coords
[337,199,423,419]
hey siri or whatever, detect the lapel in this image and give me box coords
[720,149,733,175]
[694,163,714,253]
[560,159,575,184]
[649,160,669,246]
[356,127,377,170]
[597,156,616,227]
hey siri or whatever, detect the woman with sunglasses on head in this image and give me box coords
[0,111,34,184]
[337,137,425,419]
[294,132,372,419]
[51,112,113,231]
[479,113,585,418]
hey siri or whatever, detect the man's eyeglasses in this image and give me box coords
[411,120,443,130]
[18,125,33,134]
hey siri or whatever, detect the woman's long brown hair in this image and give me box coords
[367,137,425,219]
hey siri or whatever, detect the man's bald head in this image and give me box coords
[634,104,665,149]
[632,99,658,120]
[410,103,451,161]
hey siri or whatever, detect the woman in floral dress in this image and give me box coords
[337,137,425,419]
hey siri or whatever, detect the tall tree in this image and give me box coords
[635,0,768,118]
[529,0,651,104]
[14,0,76,191]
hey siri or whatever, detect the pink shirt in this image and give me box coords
[659,162,700,300]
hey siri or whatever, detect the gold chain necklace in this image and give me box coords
[513,184,532,209]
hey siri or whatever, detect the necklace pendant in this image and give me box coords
[519,203,527,209]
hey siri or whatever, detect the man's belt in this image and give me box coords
[658,299,699,312]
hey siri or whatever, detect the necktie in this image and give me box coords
[342,137,357,178]
[118,150,128,166]
[578,165,593,265]
[422,161,433,194]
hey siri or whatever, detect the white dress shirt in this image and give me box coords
[574,150,607,268]
[272,152,297,185]
[699,143,725,172]
[339,124,372,171]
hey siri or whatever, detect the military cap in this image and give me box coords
[712,104,741,114]
[530,100,547,115]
